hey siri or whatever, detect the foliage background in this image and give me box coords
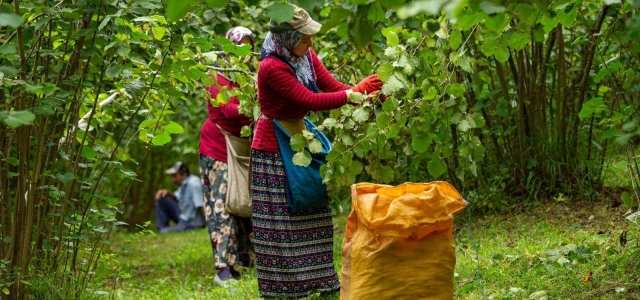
[1,0,640,299]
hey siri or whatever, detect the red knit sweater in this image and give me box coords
[252,50,352,151]
[199,73,252,162]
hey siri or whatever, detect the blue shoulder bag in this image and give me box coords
[273,118,332,211]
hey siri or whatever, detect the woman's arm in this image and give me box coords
[260,57,349,111]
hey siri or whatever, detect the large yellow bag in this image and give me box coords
[341,182,467,300]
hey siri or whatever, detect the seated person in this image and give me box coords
[154,161,206,233]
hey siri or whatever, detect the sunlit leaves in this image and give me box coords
[162,121,184,134]
[353,107,369,123]
[292,150,312,167]
[382,74,405,95]
[152,132,172,146]
[152,27,166,40]
[290,134,307,152]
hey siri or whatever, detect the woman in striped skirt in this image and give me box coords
[251,5,383,299]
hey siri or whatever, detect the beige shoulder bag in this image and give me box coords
[215,123,252,217]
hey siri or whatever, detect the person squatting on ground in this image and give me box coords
[154,161,206,233]
[250,5,384,299]
[198,26,256,286]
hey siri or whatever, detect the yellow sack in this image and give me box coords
[341,182,467,300]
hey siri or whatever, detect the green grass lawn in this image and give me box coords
[95,198,638,300]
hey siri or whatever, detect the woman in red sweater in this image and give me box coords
[251,6,383,299]
[199,26,255,286]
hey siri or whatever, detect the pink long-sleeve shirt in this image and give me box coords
[252,50,352,151]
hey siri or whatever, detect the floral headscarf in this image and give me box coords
[261,31,318,93]
[225,26,255,45]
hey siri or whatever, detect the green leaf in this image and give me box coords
[621,192,633,210]
[602,127,617,139]
[376,112,392,128]
[578,97,603,120]
[266,3,295,24]
[507,31,530,51]
[377,63,394,82]
[368,2,385,21]
[0,110,35,128]
[382,28,400,46]
[456,12,486,31]
[427,157,447,178]
[56,172,75,184]
[0,44,17,54]
[152,132,172,146]
[382,97,397,112]
[105,65,121,78]
[397,0,448,19]
[302,130,315,140]
[0,66,18,75]
[103,197,120,206]
[2,288,8,295]
[292,150,312,167]
[382,75,404,95]
[117,44,131,57]
[458,120,471,132]
[387,124,400,138]
[353,107,369,123]
[494,45,510,62]
[152,27,166,40]
[241,126,252,137]
[411,131,432,153]
[379,0,406,9]
[0,13,25,28]
[205,0,229,8]
[165,0,198,22]
[162,121,184,134]
[480,1,506,14]
[446,83,465,97]
[81,146,98,160]
[350,17,374,48]
[349,160,364,175]
[290,134,307,151]
[485,13,509,32]
[380,166,394,182]
[25,83,56,95]
[349,92,365,104]
[309,138,324,154]
[449,30,462,49]
[594,62,622,83]
[424,86,437,100]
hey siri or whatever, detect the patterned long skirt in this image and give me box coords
[199,154,255,270]
[251,149,340,299]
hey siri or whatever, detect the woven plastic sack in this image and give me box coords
[341,182,467,300]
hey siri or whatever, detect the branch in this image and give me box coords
[206,65,256,78]
[58,93,119,144]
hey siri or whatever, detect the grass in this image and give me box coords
[94,198,638,300]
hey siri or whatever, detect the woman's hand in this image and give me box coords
[353,74,383,94]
